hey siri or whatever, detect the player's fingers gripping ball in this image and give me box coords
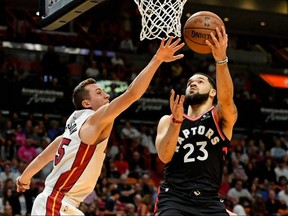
[183,11,225,54]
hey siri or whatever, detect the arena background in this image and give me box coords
[1,0,287,130]
[0,0,288,214]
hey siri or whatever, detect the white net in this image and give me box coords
[134,0,187,41]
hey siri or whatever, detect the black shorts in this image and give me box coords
[154,185,229,216]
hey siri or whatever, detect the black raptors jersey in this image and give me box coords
[163,106,229,192]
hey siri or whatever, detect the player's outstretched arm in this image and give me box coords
[83,37,184,144]
[99,37,184,121]
[16,136,62,192]
[206,26,237,140]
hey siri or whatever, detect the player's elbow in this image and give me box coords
[156,140,174,163]
[158,153,172,164]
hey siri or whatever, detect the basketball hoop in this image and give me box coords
[134,0,187,40]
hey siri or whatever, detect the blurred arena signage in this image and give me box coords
[135,98,168,112]
[260,74,288,88]
[97,80,128,99]
[10,86,68,113]
[121,97,170,123]
[261,107,288,129]
[21,88,64,105]
[261,107,288,122]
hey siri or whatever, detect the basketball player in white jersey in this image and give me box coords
[16,37,184,215]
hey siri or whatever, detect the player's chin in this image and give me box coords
[189,90,197,94]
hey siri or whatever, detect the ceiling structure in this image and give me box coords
[4,0,288,40]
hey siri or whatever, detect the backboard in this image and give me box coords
[40,0,106,31]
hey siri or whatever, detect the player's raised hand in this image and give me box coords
[206,26,228,62]
[169,89,185,122]
[155,37,185,63]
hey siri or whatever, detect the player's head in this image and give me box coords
[185,72,216,106]
[72,78,110,110]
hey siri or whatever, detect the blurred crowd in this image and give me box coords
[0,110,288,216]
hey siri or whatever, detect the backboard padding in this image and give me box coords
[40,0,106,31]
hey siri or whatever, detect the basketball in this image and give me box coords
[183,11,225,54]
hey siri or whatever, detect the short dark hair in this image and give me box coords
[72,78,96,110]
[193,72,216,89]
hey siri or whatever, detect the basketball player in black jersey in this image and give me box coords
[154,26,238,216]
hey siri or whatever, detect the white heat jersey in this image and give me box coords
[44,109,108,213]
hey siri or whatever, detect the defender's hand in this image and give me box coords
[155,37,185,63]
[16,177,30,193]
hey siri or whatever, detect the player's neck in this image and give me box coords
[187,102,213,118]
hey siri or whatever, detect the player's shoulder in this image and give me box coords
[156,115,171,129]
[159,114,171,123]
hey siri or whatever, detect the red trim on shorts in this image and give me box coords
[46,143,96,215]
[46,190,64,216]
[154,186,161,213]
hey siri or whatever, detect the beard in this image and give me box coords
[185,92,210,106]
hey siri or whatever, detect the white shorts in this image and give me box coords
[31,188,84,216]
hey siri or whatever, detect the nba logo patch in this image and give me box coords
[63,206,68,212]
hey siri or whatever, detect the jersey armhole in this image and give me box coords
[212,108,225,141]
